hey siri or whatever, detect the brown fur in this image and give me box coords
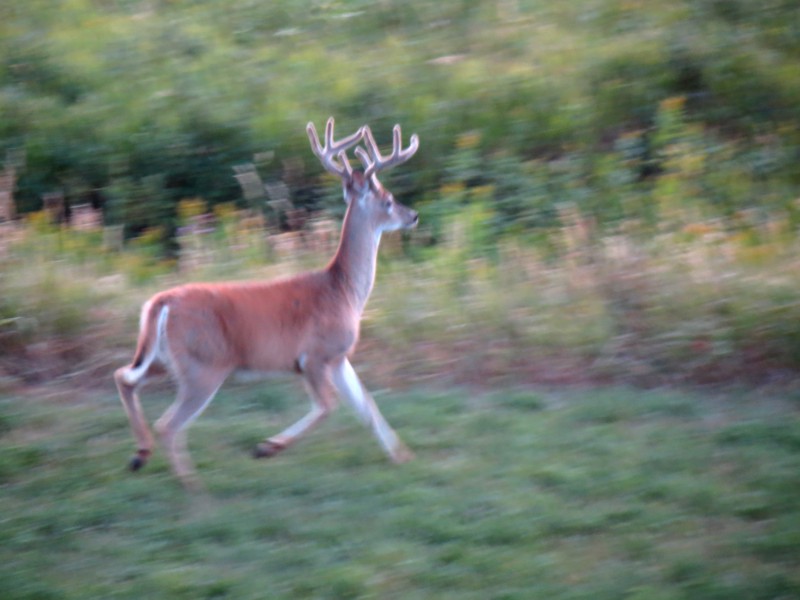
[145,272,358,375]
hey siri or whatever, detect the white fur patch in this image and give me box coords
[122,304,169,385]
[339,360,367,414]
[332,359,402,456]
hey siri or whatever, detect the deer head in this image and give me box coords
[306,118,419,234]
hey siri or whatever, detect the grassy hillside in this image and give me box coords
[2,96,796,600]
[1,5,799,596]
[1,383,799,599]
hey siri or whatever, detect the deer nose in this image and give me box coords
[410,211,419,226]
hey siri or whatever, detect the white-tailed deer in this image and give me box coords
[114,118,419,489]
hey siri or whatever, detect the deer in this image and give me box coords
[114,118,419,489]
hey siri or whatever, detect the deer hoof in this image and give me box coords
[128,449,151,471]
[253,440,284,459]
[391,444,415,464]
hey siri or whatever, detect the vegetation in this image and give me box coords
[1,383,799,599]
[1,0,798,237]
[0,1,798,385]
[3,179,800,387]
[1,3,799,597]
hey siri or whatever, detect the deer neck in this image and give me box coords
[327,204,381,314]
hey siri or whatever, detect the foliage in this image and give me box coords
[0,0,797,242]
[3,191,799,388]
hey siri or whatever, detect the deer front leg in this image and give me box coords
[331,358,413,463]
[254,364,338,459]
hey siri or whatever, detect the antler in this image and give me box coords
[355,124,419,185]
[306,117,364,179]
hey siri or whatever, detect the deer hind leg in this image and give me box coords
[114,366,155,471]
[331,358,413,463]
[254,363,337,459]
[153,367,228,489]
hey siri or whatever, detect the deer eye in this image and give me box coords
[384,198,393,212]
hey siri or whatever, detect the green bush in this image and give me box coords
[1,0,797,246]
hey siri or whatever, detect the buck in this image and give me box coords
[114,118,419,488]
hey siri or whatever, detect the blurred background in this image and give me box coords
[2,3,800,599]
[0,0,799,387]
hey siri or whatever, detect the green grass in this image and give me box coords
[1,381,798,599]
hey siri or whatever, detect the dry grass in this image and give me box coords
[1,208,798,390]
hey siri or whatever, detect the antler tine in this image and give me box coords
[338,150,354,177]
[306,121,324,158]
[354,145,373,175]
[358,124,419,182]
[306,117,364,178]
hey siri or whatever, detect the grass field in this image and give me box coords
[2,2,799,597]
[1,379,798,599]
